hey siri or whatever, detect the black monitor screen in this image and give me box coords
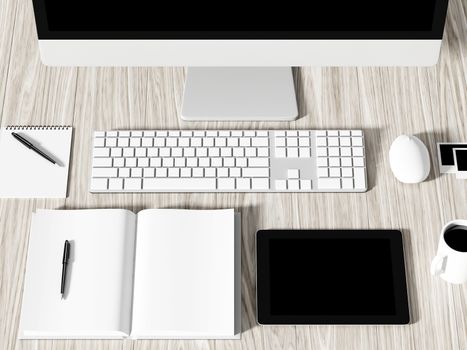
[34,0,448,39]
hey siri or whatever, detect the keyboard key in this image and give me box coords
[205,168,216,177]
[123,148,134,157]
[287,138,298,147]
[258,148,269,157]
[275,131,285,137]
[193,168,204,177]
[342,178,354,189]
[124,178,142,190]
[118,138,129,147]
[142,138,153,147]
[163,158,174,167]
[315,130,327,136]
[354,158,365,167]
[236,158,247,167]
[248,158,269,167]
[340,147,352,157]
[239,138,251,146]
[92,168,117,178]
[137,158,149,167]
[288,179,299,190]
[236,178,250,190]
[354,168,366,189]
[109,178,123,190]
[106,138,117,147]
[243,168,269,177]
[339,130,351,136]
[221,148,232,157]
[299,138,310,147]
[300,180,312,190]
[131,168,142,178]
[191,138,202,147]
[233,148,244,157]
[318,168,328,177]
[299,148,311,158]
[180,168,191,177]
[217,168,229,177]
[252,178,269,190]
[143,178,217,191]
[330,168,341,177]
[179,138,190,147]
[328,137,339,146]
[114,158,125,167]
[168,168,180,177]
[286,131,298,137]
[159,148,170,157]
[94,138,105,147]
[150,158,162,167]
[131,131,143,137]
[342,168,353,177]
[91,178,108,190]
[94,131,105,137]
[218,178,235,190]
[224,158,235,167]
[93,148,110,157]
[341,157,353,167]
[351,130,363,136]
[156,168,167,177]
[287,148,298,158]
[118,168,130,178]
[93,158,112,167]
[215,138,227,147]
[174,158,185,167]
[352,137,363,146]
[130,138,141,147]
[316,148,327,157]
[327,130,339,136]
[318,178,341,190]
[275,137,286,147]
[154,138,165,147]
[143,168,155,177]
[229,168,241,177]
[329,158,340,167]
[171,148,183,157]
[298,131,309,137]
[340,137,351,146]
[328,147,340,157]
[111,148,123,157]
[316,137,327,146]
[227,138,239,147]
[287,169,299,179]
[317,158,328,167]
[252,138,269,147]
[275,147,286,158]
[199,157,210,167]
[275,180,287,190]
[196,147,208,157]
[353,147,364,157]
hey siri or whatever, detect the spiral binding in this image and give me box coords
[6,125,71,130]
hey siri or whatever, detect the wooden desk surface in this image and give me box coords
[0,0,466,349]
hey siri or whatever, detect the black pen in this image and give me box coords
[11,132,59,166]
[61,240,71,299]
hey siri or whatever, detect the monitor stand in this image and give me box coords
[181,67,298,121]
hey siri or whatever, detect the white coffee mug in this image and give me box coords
[431,220,467,284]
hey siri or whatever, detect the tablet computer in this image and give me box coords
[256,230,409,324]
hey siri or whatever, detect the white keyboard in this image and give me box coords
[90,130,367,193]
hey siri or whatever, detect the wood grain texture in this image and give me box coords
[0,0,466,349]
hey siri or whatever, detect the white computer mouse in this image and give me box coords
[389,135,430,183]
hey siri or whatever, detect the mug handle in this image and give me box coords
[431,255,447,276]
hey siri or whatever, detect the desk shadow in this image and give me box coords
[415,130,449,183]
[292,67,308,121]
[401,229,420,324]
[362,127,383,191]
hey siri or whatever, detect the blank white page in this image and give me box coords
[0,126,72,198]
[131,209,235,338]
[19,209,136,339]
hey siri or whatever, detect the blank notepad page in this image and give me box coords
[0,126,72,198]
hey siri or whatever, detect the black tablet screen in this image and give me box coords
[269,238,395,315]
[256,230,409,324]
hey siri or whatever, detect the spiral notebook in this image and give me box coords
[0,126,73,198]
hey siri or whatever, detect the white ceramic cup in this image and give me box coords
[431,220,467,284]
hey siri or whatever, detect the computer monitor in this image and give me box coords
[32,0,449,121]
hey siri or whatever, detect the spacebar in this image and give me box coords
[143,178,217,191]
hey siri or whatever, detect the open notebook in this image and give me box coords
[19,209,240,339]
[0,126,72,198]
